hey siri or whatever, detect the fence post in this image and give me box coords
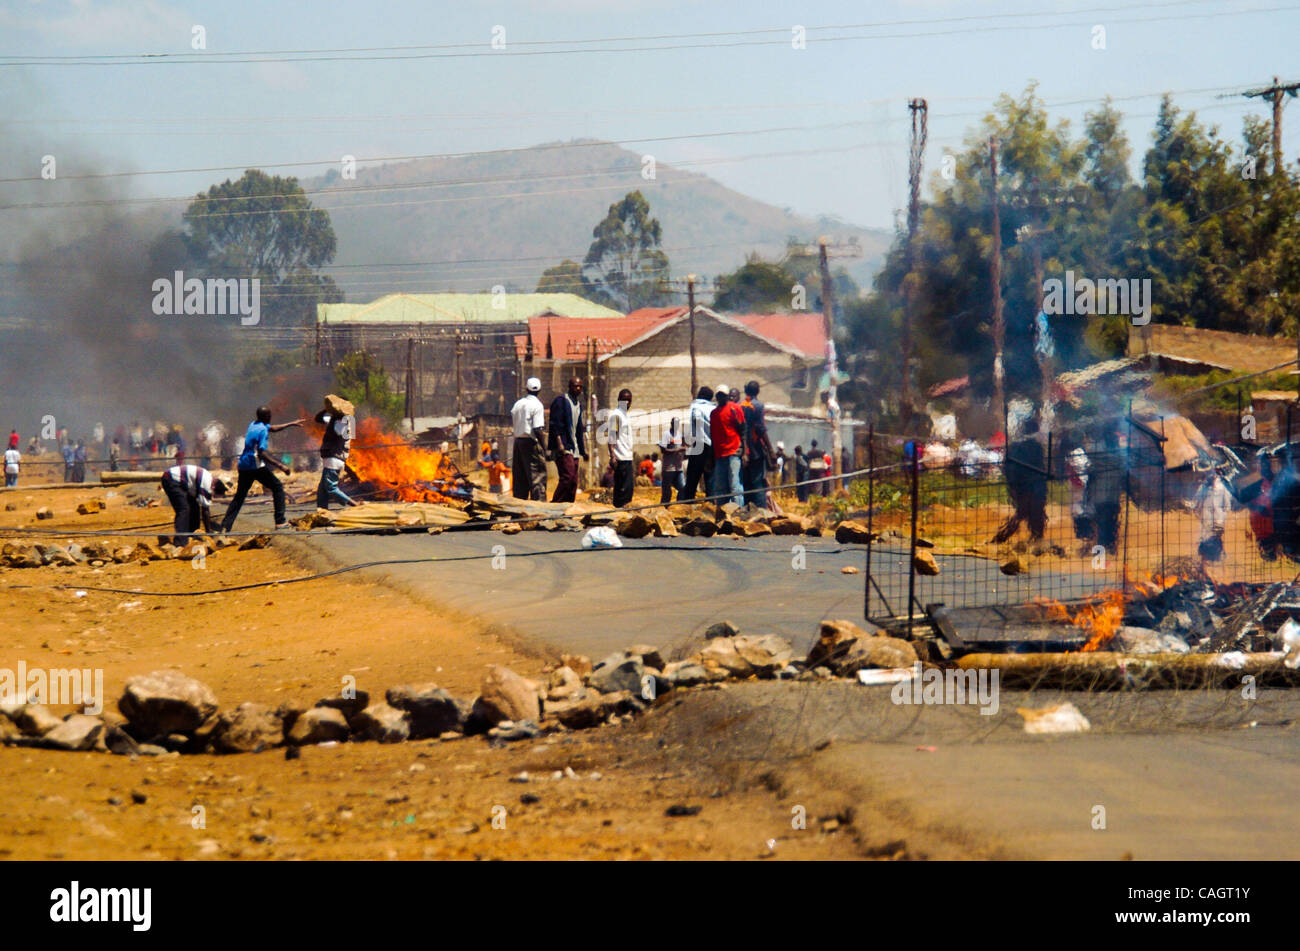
[907,445,920,636]
[864,424,874,620]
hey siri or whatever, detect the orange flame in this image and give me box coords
[1031,590,1127,652]
[343,418,464,503]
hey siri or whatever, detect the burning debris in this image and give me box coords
[342,419,472,503]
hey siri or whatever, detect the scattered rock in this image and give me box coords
[699,637,755,677]
[315,690,371,720]
[612,512,654,539]
[912,550,940,576]
[238,534,271,551]
[665,804,702,817]
[40,714,104,751]
[119,670,218,737]
[545,666,586,702]
[497,522,522,535]
[128,542,162,563]
[470,665,541,729]
[35,506,53,520]
[702,620,740,640]
[214,703,284,753]
[841,565,859,574]
[732,634,795,677]
[652,511,679,537]
[625,644,665,671]
[350,702,411,743]
[287,706,350,745]
[661,661,719,687]
[560,653,593,680]
[588,654,645,695]
[76,500,103,515]
[386,683,466,739]
[999,555,1027,576]
[488,719,542,741]
[679,517,718,537]
[769,515,809,535]
[14,703,65,737]
[834,520,874,544]
[734,520,773,537]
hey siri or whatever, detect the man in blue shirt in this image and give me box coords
[220,406,303,533]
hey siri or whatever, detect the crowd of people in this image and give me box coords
[504,376,845,511]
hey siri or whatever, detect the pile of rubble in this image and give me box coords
[0,534,270,570]
[0,619,915,755]
[495,501,840,541]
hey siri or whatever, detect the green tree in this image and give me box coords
[712,255,797,312]
[536,259,599,300]
[582,191,670,310]
[334,351,403,426]
[182,169,343,327]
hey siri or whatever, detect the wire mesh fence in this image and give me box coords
[863,424,1300,641]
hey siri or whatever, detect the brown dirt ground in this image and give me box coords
[0,484,865,860]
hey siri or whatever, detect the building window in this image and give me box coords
[791,365,808,390]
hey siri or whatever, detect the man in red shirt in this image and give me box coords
[709,382,747,507]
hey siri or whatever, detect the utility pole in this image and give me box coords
[585,336,596,489]
[1240,76,1299,176]
[687,274,698,399]
[902,97,928,431]
[818,237,844,486]
[454,332,464,459]
[314,318,322,366]
[404,337,415,432]
[989,137,1006,428]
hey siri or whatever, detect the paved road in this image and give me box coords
[289,526,871,660]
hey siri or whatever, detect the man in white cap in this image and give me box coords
[511,377,549,500]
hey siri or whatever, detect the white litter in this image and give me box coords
[1214,651,1249,669]
[73,590,88,598]
[1278,618,1300,669]
[856,667,916,686]
[1016,702,1091,734]
[581,526,622,549]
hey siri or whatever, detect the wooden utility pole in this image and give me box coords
[585,337,596,489]
[404,337,415,432]
[1240,77,1299,176]
[687,274,698,398]
[314,318,322,366]
[989,137,1006,428]
[902,98,928,430]
[818,238,844,485]
[454,332,464,458]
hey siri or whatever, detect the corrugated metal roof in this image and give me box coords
[514,311,679,360]
[317,293,623,325]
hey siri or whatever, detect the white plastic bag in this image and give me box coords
[581,526,622,549]
[1278,618,1300,669]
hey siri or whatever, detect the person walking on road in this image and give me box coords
[609,388,636,508]
[510,377,549,501]
[548,377,588,503]
[314,394,358,510]
[220,406,302,533]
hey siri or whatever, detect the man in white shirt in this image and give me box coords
[510,377,549,500]
[160,463,227,546]
[315,394,359,510]
[680,385,715,501]
[608,388,636,507]
[3,445,19,487]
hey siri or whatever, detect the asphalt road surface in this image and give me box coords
[290,525,871,659]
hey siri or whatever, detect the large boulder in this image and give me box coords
[652,512,679,538]
[662,661,723,687]
[287,707,350,745]
[698,638,755,678]
[807,619,880,668]
[386,683,466,738]
[832,635,917,675]
[913,550,940,576]
[545,691,644,730]
[702,620,740,641]
[315,690,371,721]
[119,670,218,737]
[350,702,411,743]
[469,666,541,729]
[546,666,586,702]
[679,518,718,538]
[560,654,593,680]
[214,703,284,753]
[625,644,665,671]
[769,515,810,535]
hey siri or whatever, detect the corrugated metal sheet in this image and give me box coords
[318,293,622,325]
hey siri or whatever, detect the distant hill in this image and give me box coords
[302,140,891,304]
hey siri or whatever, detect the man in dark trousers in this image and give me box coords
[548,377,588,503]
[160,463,227,547]
[679,385,714,501]
[710,383,748,507]
[510,377,548,501]
[609,388,636,507]
[314,393,359,510]
[994,416,1048,544]
[1085,425,1125,554]
[221,406,303,533]
[740,380,775,508]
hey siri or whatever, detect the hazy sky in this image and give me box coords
[2,0,1298,232]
